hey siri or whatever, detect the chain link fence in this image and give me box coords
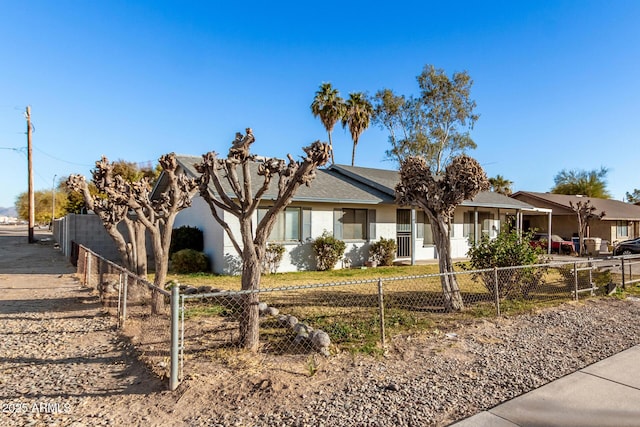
[74,244,640,391]
[74,245,178,388]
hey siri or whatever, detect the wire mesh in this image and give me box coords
[75,246,174,380]
[75,244,640,390]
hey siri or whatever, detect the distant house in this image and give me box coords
[511,191,640,245]
[155,158,542,274]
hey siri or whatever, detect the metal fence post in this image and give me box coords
[621,257,626,289]
[180,294,185,383]
[377,278,386,349]
[493,267,500,316]
[122,274,128,327]
[170,285,180,391]
[573,262,579,301]
[117,272,123,327]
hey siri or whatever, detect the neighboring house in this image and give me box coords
[158,157,542,274]
[511,191,640,245]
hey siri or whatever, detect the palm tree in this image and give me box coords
[311,83,345,164]
[342,92,373,166]
[488,175,513,196]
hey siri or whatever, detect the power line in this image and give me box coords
[15,149,50,187]
[33,146,93,167]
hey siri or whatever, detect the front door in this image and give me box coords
[396,209,411,258]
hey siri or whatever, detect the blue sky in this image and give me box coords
[1,1,639,208]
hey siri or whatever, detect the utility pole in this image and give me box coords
[26,106,35,243]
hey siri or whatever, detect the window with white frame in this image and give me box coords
[416,211,434,245]
[334,208,376,240]
[257,207,311,242]
[463,211,495,242]
[617,221,629,238]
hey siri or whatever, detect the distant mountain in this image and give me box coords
[0,207,17,217]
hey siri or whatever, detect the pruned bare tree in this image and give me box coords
[569,200,605,256]
[67,158,147,276]
[194,129,330,351]
[395,154,489,311]
[69,154,198,314]
[111,153,199,313]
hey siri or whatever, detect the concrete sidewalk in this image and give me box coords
[451,345,640,426]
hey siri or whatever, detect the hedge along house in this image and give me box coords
[155,157,544,274]
[511,191,640,246]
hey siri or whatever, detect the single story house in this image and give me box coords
[511,191,640,245]
[159,158,543,274]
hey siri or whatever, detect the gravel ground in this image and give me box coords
[2,226,640,426]
[194,298,640,427]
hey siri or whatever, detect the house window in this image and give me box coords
[416,211,434,245]
[334,208,376,240]
[463,211,495,243]
[258,207,311,242]
[617,221,629,238]
[463,211,474,240]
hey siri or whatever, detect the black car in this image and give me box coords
[613,238,640,255]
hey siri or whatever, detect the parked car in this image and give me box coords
[613,238,640,255]
[529,233,574,254]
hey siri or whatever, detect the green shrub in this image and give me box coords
[170,226,204,255]
[369,238,397,266]
[171,249,209,274]
[262,243,286,274]
[312,231,346,271]
[466,229,548,299]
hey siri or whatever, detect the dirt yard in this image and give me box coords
[1,225,640,427]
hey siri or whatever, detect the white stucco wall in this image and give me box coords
[275,202,397,272]
[174,196,227,273]
[173,199,515,274]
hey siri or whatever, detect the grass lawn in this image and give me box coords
[152,261,640,355]
[163,263,444,291]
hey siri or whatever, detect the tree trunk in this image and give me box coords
[150,231,166,314]
[328,131,335,164]
[576,215,584,256]
[105,225,135,272]
[239,252,261,351]
[430,214,464,311]
[239,220,261,351]
[351,141,357,166]
[134,221,147,276]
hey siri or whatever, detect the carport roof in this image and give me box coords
[511,191,640,220]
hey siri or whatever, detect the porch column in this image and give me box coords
[547,210,553,254]
[411,208,416,266]
[517,211,522,236]
[474,208,479,244]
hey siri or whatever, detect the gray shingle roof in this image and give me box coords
[330,164,536,210]
[173,155,395,205]
[155,155,536,210]
[512,191,640,220]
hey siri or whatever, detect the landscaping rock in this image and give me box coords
[258,302,268,314]
[265,306,279,316]
[286,315,298,329]
[311,330,330,349]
